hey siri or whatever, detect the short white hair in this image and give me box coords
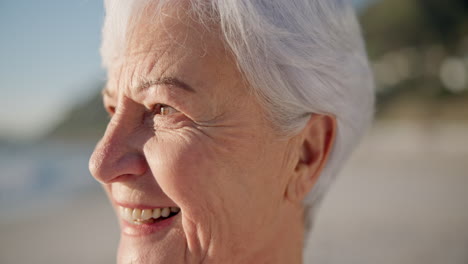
[102,0,374,229]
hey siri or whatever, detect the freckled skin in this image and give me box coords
[89,3,335,264]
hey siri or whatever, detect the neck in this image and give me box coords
[245,205,305,264]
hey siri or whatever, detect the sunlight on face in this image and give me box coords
[90,3,302,263]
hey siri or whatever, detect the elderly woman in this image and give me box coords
[89,0,374,263]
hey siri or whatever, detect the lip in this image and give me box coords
[120,214,179,237]
[113,200,176,210]
[112,200,181,237]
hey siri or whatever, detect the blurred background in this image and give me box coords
[0,0,467,263]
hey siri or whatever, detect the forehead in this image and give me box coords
[127,2,213,58]
[104,2,240,95]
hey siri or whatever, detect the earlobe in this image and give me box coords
[285,114,337,203]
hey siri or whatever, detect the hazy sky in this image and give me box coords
[0,0,104,140]
[0,0,374,141]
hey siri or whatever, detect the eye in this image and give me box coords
[153,103,179,116]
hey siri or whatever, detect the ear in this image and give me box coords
[285,114,337,203]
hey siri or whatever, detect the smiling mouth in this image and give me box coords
[119,206,181,225]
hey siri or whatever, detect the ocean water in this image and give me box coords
[0,141,100,220]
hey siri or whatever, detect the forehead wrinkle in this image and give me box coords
[106,2,241,106]
[124,47,197,95]
[124,28,185,90]
[126,50,189,92]
[118,51,156,99]
[152,51,189,80]
[144,44,172,77]
[138,58,195,95]
[108,45,192,101]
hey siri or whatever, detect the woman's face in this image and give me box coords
[90,5,302,264]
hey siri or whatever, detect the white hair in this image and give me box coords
[102,0,374,238]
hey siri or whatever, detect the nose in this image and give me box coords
[89,114,147,184]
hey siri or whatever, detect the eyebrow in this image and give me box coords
[138,77,196,93]
[102,77,196,97]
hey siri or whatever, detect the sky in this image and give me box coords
[0,0,375,141]
[0,0,105,140]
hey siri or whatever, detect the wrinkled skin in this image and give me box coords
[89,3,335,264]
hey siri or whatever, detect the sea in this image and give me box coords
[0,141,101,221]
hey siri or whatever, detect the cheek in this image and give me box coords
[142,127,290,254]
[143,131,220,211]
[147,127,287,210]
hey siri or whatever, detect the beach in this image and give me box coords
[1,121,467,264]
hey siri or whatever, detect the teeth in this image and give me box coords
[141,209,152,220]
[118,206,180,223]
[152,208,161,219]
[123,207,133,222]
[132,209,142,220]
[161,207,170,217]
